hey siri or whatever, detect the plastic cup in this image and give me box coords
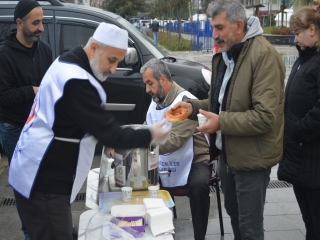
[148,185,159,198]
[197,113,208,127]
[121,186,133,202]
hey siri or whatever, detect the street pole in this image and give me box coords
[197,0,199,50]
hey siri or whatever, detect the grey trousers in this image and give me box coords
[218,157,271,240]
[14,190,73,240]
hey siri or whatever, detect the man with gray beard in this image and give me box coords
[9,22,170,240]
[172,0,285,239]
[0,0,52,239]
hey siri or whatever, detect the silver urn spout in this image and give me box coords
[158,167,172,177]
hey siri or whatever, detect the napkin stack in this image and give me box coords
[143,198,174,237]
[146,207,174,237]
[143,198,166,211]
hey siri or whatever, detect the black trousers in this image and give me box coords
[293,185,320,240]
[14,190,73,240]
[187,162,212,240]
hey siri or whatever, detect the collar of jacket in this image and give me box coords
[155,81,184,110]
[297,44,318,64]
[59,46,98,83]
[2,29,39,54]
[227,41,245,64]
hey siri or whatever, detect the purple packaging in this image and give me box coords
[110,216,145,237]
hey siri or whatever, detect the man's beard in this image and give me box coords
[90,52,108,82]
[215,31,237,52]
[152,84,165,103]
[22,26,41,42]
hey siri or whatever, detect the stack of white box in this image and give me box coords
[143,198,174,237]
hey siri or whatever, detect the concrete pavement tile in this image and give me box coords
[264,202,285,215]
[173,219,194,236]
[0,213,24,240]
[206,234,234,240]
[206,218,233,235]
[0,157,8,177]
[264,215,304,231]
[71,201,86,211]
[0,186,14,198]
[0,177,9,187]
[265,230,305,240]
[264,201,301,216]
[0,166,9,179]
[276,202,301,215]
[173,194,228,220]
[174,218,232,238]
[266,188,297,203]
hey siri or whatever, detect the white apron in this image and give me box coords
[146,90,197,187]
[9,58,106,203]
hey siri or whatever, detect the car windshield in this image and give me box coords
[117,18,165,59]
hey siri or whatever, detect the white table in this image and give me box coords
[80,168,174,239]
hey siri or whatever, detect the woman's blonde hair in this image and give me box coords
[290,0,320,51]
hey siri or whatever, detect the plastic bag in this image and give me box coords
[85,210,143,239]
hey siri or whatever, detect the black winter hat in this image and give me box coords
[14,0,41,23]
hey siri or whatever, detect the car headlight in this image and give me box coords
[201,67,212,85]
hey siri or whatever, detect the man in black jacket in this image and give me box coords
[150,18,160,45]
[0,0,52,165]
[0,0,52,239]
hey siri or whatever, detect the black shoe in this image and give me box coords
[72,225,78,240]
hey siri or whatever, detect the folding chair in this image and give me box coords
[208,174,224,236]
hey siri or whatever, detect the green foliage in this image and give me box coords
[147,31,192,51]
[264,14,276,27]
[271,26,290,35]
[263,27,273,34]
[102,0,146,18]
[149,0,189,20]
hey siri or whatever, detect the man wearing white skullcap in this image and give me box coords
[93,22,128,50]
[10,22,171,240]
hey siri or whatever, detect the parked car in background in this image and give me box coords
[0,0,211,151]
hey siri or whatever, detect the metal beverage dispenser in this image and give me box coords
[110,124,160,190]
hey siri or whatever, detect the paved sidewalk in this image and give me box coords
[0,44,303,240]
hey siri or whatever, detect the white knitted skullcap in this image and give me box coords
[93,22,128,50]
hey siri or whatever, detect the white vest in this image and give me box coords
[9,58,106,203]
[146,90,197,187]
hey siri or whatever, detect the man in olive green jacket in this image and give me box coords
[172,1,285,239]
[141,58,212,240]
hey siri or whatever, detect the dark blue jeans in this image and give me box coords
[153,31,158,44]
[0,122,21,165]
[0,122,29,239]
